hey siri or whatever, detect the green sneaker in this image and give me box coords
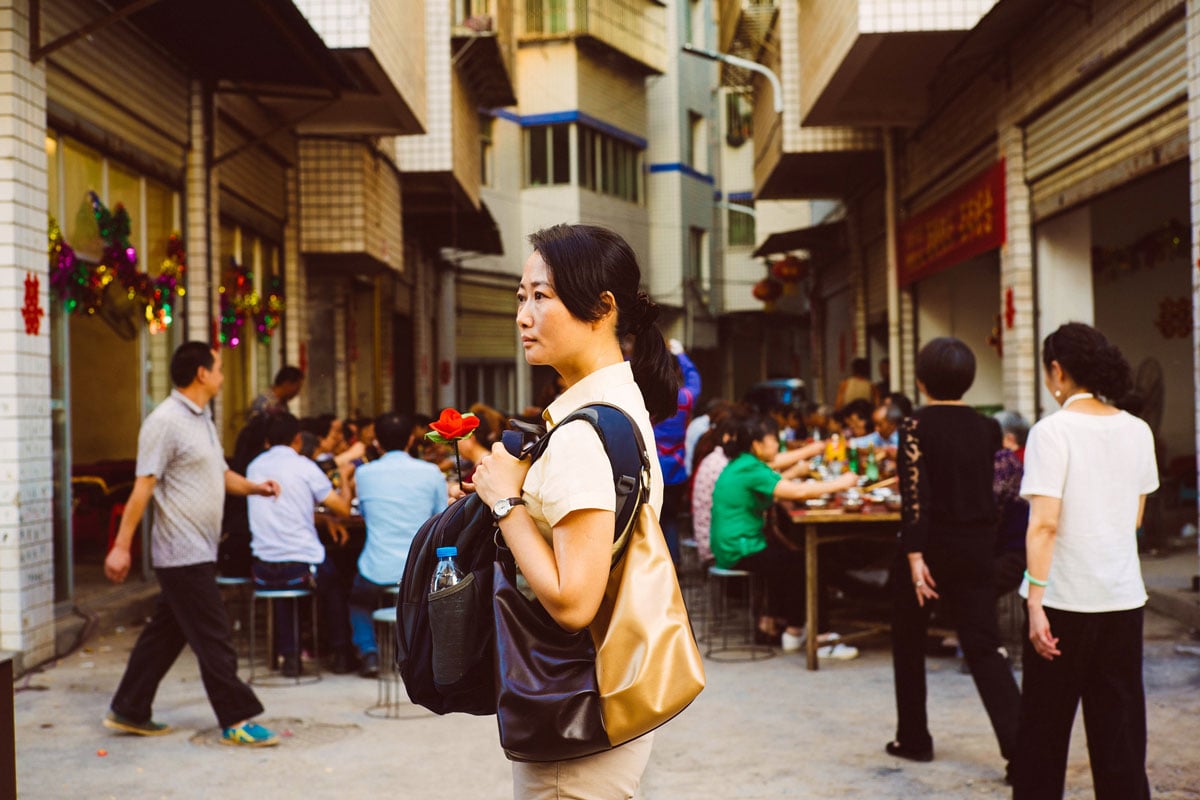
[221,721,279,747]
[103,711,173,736]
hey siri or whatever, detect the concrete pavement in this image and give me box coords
[14,599,1200,799]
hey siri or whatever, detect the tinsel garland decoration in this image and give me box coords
[48,216,104,315]
[147,234,187,334]
[1091,219,1188,285]
[219,258,285,348]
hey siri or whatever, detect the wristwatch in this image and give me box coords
[492,497,526,521]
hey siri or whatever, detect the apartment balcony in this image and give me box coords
[751,1,881,198]
[797,0,1000,127]
[716,0,778,87]
[452,0,518,108]
[286,0,427,135]
[519,0,667,76]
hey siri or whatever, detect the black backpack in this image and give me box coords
[394,403,645,716]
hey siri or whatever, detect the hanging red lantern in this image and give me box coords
[771,254,808,284]
[752,277,783,303]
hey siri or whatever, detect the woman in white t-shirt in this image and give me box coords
[1013,322,1158,799]
[472,224,677,799]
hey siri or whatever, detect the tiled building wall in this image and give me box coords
[185,83,211,344]
[577,53,649,138]
[450,71,482,210]
[0,0,52,665]
[363,139,403,271]
[396,2,452,173]
[299,139,367,255]
[858,0,997,32]
[516,41,579,116]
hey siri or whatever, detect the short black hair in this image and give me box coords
[375,412,415,452]
[885,392,914,417]
[265,413,301,447]
[274,365,303,386]
[915,337,976,400]
[169,341,215,388]
[850,357,870,378]
[841,398,875,427]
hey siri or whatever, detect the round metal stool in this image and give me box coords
[249,588,321,686]
[703,566,774,662]
[366,606,402,718]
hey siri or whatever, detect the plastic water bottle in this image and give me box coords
[430,546,464,593]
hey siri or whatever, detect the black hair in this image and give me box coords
[527,224,681,421]
[265,413,301,447]
[1042,322,1132,402]
[170,341,215,388]
[375,412,415,452]
[274,365,303,386]
[231,415,271,474]
[915,337,976,400]
[297,431,319,459]
[885,392,914,417]
[881,403,906,430]
[850,357,870,378]
[841,398,875,428]
[725,413,779,460]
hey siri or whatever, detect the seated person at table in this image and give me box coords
[349,412,449,677]
[852,403,903,452]
[839,398,875,440]
[710,413,859,654]
[247,414,356,676]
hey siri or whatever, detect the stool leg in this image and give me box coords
[249,595,257,683]
[292,599,301,685]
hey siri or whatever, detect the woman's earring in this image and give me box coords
[1053,390,1062,398]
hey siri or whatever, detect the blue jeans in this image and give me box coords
[252,555,350,657]
[348,573,394,657]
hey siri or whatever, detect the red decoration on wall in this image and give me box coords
[1004,286,1015,330]
[770,255,808,284]
[21,274,43,335]
[1153,297,1192,339]
[439,360,452,386]
[299,341,308,374]
[752,277,783,303]
[986,313,1003,357]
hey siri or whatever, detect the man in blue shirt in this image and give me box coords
[350,412,449,677]
[850,403,903,452]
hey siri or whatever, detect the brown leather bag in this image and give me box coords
[492,404,705,762]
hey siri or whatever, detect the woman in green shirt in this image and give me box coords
[711,414,857,651]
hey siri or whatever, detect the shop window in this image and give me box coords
[525,124,570,187]
[727,204,755,247]
[526,0,568,33]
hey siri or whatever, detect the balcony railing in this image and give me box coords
[452,0,517,107]
[520,0,666,75]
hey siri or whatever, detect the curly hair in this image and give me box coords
[1042,322,1132,402]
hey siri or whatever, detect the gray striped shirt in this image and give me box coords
[136,390,227,567]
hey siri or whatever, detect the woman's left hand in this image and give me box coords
[472,442,533,508]
[907,555,939,607]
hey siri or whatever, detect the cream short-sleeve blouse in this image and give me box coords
[521,361,664,546]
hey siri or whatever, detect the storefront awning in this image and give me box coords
[753,220,847,258]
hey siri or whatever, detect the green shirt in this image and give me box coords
[710,452,782,568]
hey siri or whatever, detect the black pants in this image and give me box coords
[252,555,350,657]
[735,544,827,631]
[889,548,1019,761]
[1012,606,1149,800]
[661,482,687,565]
[110,562,263,729]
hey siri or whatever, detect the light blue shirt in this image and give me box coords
[246,445,332,564]
[850,430,898,451]
[355,450,449,585]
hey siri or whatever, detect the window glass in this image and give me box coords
[551,124,570,184]
[728,206,756,247]
[528,127,548,186]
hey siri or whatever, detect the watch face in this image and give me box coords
[494,499,512,518]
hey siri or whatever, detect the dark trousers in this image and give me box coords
[889,548,1020,761]
[252,555,350,657]
[1013,606,1149,800]
[110,562,263,729]
[661,482,687,565]
[735,544,827,631]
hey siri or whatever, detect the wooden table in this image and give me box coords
[782,504,901,670]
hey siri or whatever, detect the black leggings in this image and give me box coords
[734,544,827,631]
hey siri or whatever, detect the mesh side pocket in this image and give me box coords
[427,572,482,687]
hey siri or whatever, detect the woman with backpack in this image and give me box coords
[472,223,678,799]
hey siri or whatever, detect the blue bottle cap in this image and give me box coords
[435,546,458,558]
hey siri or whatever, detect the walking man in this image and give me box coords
[104,342,282,747]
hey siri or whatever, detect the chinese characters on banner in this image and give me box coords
[22,273,43,335]
[898,160,1007,286]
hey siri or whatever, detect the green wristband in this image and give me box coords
[1024,569,1048,588]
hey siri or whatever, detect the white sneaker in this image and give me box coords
[817,642,859,660]
[781,631,804,652]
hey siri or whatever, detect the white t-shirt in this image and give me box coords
[1019,409,1158,612]
[246,445,333,564]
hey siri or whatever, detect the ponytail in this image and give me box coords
[528,223,681,421]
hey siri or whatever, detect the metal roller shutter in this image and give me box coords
[1025,19,1186,220]
[456,282,518,360]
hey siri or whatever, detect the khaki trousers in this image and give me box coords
[511,733,654,800]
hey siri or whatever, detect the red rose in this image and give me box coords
[426,408,480,442]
